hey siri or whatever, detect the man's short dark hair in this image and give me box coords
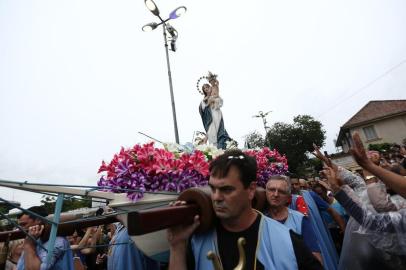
[209,149,257,188]
[290,177,299,183]
[17,206,48,220]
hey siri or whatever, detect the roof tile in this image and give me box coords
[343,100,406,128]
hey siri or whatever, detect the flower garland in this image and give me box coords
[97,143,288,201]
[244,147,289,188]
[97,142,210,200]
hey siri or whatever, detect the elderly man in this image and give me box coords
[16,206,74,270]
[167,149,322,270]
[265,175,322,264]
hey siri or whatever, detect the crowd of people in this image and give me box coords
[0,206,159,270]
[167,133,406,270]
[1,133,405,270]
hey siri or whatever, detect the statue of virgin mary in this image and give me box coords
[197,72,232,149]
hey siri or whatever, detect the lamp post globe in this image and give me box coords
[144,0,160,16]
[142,22,158,32]
[169,6,187,19]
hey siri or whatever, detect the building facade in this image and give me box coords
[336,100,406,153]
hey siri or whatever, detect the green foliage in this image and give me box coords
[368,143,392,152]
[0,205,8,214]
[244,131,265,149]
[265,115,326,174]
[296,158,323,177]
[40,195,91,214]
[0,201,21,214]
[0,202,21,231]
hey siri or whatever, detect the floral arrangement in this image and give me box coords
[97,142,211,200]
[244,147,289,188]
[97,142,288,201]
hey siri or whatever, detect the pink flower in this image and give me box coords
[98,142,287,201]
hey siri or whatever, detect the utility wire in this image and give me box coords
[317,58,406,118]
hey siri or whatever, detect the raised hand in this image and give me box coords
[317,179,332,191]
[312,143,336,170]
[350,133,374,168]
[312,143,326,160]
[322,167,344,193]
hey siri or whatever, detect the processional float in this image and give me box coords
[0,179,267,270]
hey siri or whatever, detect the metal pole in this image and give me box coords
[162,25,180,144]
[262,116,268,134]
[45,193,64,266]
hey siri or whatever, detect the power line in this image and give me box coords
[317,59,406,118]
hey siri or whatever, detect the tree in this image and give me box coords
[368,143,392,152]
[296,157,323,177]
[244,131,265,149]
[265,115,326,174]
[40,195,91,214]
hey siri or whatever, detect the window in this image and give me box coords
[363,125,378,141]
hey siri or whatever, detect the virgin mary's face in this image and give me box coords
[203,84,211,95]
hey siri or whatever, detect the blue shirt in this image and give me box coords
[309,191,330,211]
[107,224,159,270]
[274,210,320,253]
[17,237,74,270]
[321,199,348,228]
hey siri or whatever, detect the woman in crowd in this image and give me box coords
[320,133,406,269]
[4,240,24,270]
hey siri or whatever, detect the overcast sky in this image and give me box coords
[1,0,406,208]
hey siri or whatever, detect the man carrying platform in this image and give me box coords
[167,149,322,270]
[16,206,74,270]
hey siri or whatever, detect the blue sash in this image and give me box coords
[284,208,304,234]
[300,191,339,270]
[191,213,298,270]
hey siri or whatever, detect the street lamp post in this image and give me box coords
[142,0,187,144]
[253,110,272,134]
